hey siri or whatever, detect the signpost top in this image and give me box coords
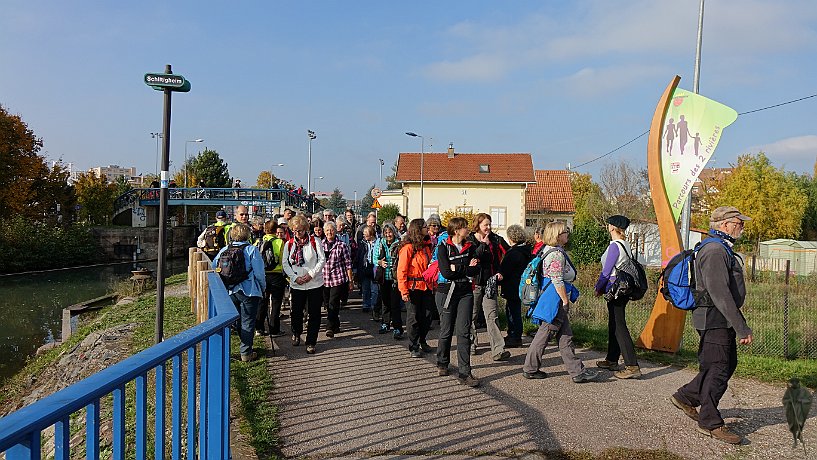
[144,73,191,92]
[371,188,382,199]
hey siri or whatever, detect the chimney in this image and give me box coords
[447,142,455,159]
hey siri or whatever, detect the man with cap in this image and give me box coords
[671,206,753,445]
[226,205,253,244]
[197,210,229,257]
[594,215,641,379]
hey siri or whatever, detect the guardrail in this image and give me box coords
[113,187,325,216]
[0,270,238,459]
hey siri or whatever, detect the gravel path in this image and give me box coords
[268,295,815,459]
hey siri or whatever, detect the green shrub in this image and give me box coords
[0,217,101,273]
[568,218,608,265]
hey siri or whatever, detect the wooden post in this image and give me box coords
[189,249,202,312]
[197,261,210,323]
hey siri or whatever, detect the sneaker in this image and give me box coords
[291,335,301,346]
[437,366,449,376]
[240,351,257,362]
[522,370,548,379]
[470,347,478,356]
[420,342,434,353]
[457,374,480,387]
[697,426,742,445]
[504,337,523,348]
[492,350,511,362]
[596,359,621,370]
[410,349,423,358]
[670,395,700,422]
[325,329,335,338]
[614,365,642,379]
[306,345,316,354]
[571,369,599,383]
[379,323,389,334]
[269,330,286,338]
[393,329,404,340]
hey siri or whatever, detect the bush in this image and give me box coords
[569,218,609,265]
[0,217,101,273]
[377,203,400,225]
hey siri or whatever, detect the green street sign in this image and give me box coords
[144,73,191,92]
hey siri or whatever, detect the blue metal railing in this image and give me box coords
[113,187,325,216]
[0,272,238,459]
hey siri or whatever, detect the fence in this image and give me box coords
[0,265,236,459]
[569,260,817,360]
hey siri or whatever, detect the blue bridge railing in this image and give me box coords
[0,272,238,459]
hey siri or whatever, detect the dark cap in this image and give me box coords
[711,206,751,223]
[606,215,630,230]
[215,210,227,219]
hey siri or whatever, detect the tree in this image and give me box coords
[192,149,230,188]
[360,184,376,215]
[440,208,477,228]
[794,174,817,240]
[377,203,400,225]
[717,152,807,246]
[385,160,401,190]
[74,171,118,225]
[326,188,347,214]
[598,159,653,222]
[569,171,609,264]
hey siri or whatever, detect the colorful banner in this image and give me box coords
[661,89,738,221]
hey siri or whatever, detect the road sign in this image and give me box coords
[371,199,381,209]
[144,73,191,92]
[371,188,382,199]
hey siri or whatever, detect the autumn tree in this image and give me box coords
[598,159,653,222]
[716,152,807,246]
[74,171,118,224]
[192,149,231,188]
[326,188,347,214]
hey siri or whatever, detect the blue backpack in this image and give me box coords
[519,247,558,308]
[659,237,733,310]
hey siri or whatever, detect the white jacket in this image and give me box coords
[282,237,326,290]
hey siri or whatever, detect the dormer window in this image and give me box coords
[479,164,490,173]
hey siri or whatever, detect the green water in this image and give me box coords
[0,259,187,382]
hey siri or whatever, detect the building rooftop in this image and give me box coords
[526,170,575,213]
[396,152,535,183]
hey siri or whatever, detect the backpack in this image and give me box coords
[216,243,250,288]
[519,247,558,307]
[606,241,649,301]
[203,224,226,256]
[258,238,278,271]
[422,233,448,290]
[659,237,733,310]
[286,236,318,262]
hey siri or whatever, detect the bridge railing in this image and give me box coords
[0,272,238,460]
[114,187,324,215]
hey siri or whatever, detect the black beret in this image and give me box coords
[606,215,630,230]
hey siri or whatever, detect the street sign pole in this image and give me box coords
[155,64,173,344]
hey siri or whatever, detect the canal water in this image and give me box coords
[0,259,187,383]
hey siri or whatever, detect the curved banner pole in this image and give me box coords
[637,75,685,353]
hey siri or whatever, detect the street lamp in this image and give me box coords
[307,130,316,195]
[379,158,385,186]
[405,132,424,218]
[354,190,357,216]
[150,132,163,177]
[184,139,204,187]
[312,176,324,192]
[270,163,284,187]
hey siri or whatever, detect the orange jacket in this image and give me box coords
[396,242,432,297]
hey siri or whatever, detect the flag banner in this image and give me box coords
[661,89,738,221]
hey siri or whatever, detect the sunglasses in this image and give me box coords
[238,213,249,216]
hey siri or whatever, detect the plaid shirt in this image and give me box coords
[322,238,352,287]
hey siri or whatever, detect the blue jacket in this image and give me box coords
[530,280,579,325]
[211,242,266,298]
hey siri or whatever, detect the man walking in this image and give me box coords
[671,206,753,445]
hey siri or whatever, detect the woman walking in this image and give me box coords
[211,223,266,362]
[594,215,641,379]
[396,218,435,358]
[282,215,326,354]
[258,220,287,337]
[499,224,532,349]
[322,221,353,338]
[436,217,481,386]
[468,213,511,361]
[375,222,404,338]
[522,221,598,383]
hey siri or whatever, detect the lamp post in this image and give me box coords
[150,132,162,177]
[184,139,204,187]
[354,190,357,217]
[379,158,385,186]
[270,163,284,187]
[307,130,316,195]
[405,132,424,218]
[312,176,324,193]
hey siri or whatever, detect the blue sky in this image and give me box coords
[2,1,816,199]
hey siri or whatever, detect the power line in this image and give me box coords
[570,91,817,170]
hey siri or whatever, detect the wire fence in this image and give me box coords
[567,261,817,360]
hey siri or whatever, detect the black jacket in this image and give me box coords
[499,243,533,300]
[468,232,510,286]
[692,237,752,338]
[437,237,480,295]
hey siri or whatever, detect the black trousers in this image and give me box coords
[405,289,433,351]
[674,328,738,430]
[605,296,638,366]
[379,280,402,330]
[325,282,348,331]
[259,273,286,334]
[290,287,323,347]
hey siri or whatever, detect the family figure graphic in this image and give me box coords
[664,114,702,156]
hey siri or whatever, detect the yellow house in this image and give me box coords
[392,146,535,237]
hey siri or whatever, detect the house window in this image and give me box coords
[456,206,472,215]
[422,205,438,220]
[479,164,490,173]
[490,207,507,229]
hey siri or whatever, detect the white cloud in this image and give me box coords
[751,135,817,159]
[559,64,671,98]
[421,54,510,82]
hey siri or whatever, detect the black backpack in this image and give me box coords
[216,243,250,288]
[258,238,278,271]
[605,241,649,301]
[203,225,226,256]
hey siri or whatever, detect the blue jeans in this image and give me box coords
[360,275,379,310]
[230,291,261,356]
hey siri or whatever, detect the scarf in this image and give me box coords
[291,236,309,267]
[709,229,735,246]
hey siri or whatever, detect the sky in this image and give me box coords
[2,1,817,199]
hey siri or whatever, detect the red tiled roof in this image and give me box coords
[395,153,535,183]
[526,170,575,213]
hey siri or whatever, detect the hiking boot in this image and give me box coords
[419,342,434,353]
[325,329,335,338]
[291,335,301,346]
[458,374,480,387]
[470,346,478,356]
[670,395,700,422]
[504,337,523,348]
[697,426,742,445]
[410,349,423,358]
[571,369,599,383]
[596,359,621,370]
[240,351,257,362]
[492,350,511,362]
[305,345,316,354]
[522,370,548,379]
[379,323,389,334]
[614,365,642,379]
[393,329,404,340]
[437,366,449,376]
